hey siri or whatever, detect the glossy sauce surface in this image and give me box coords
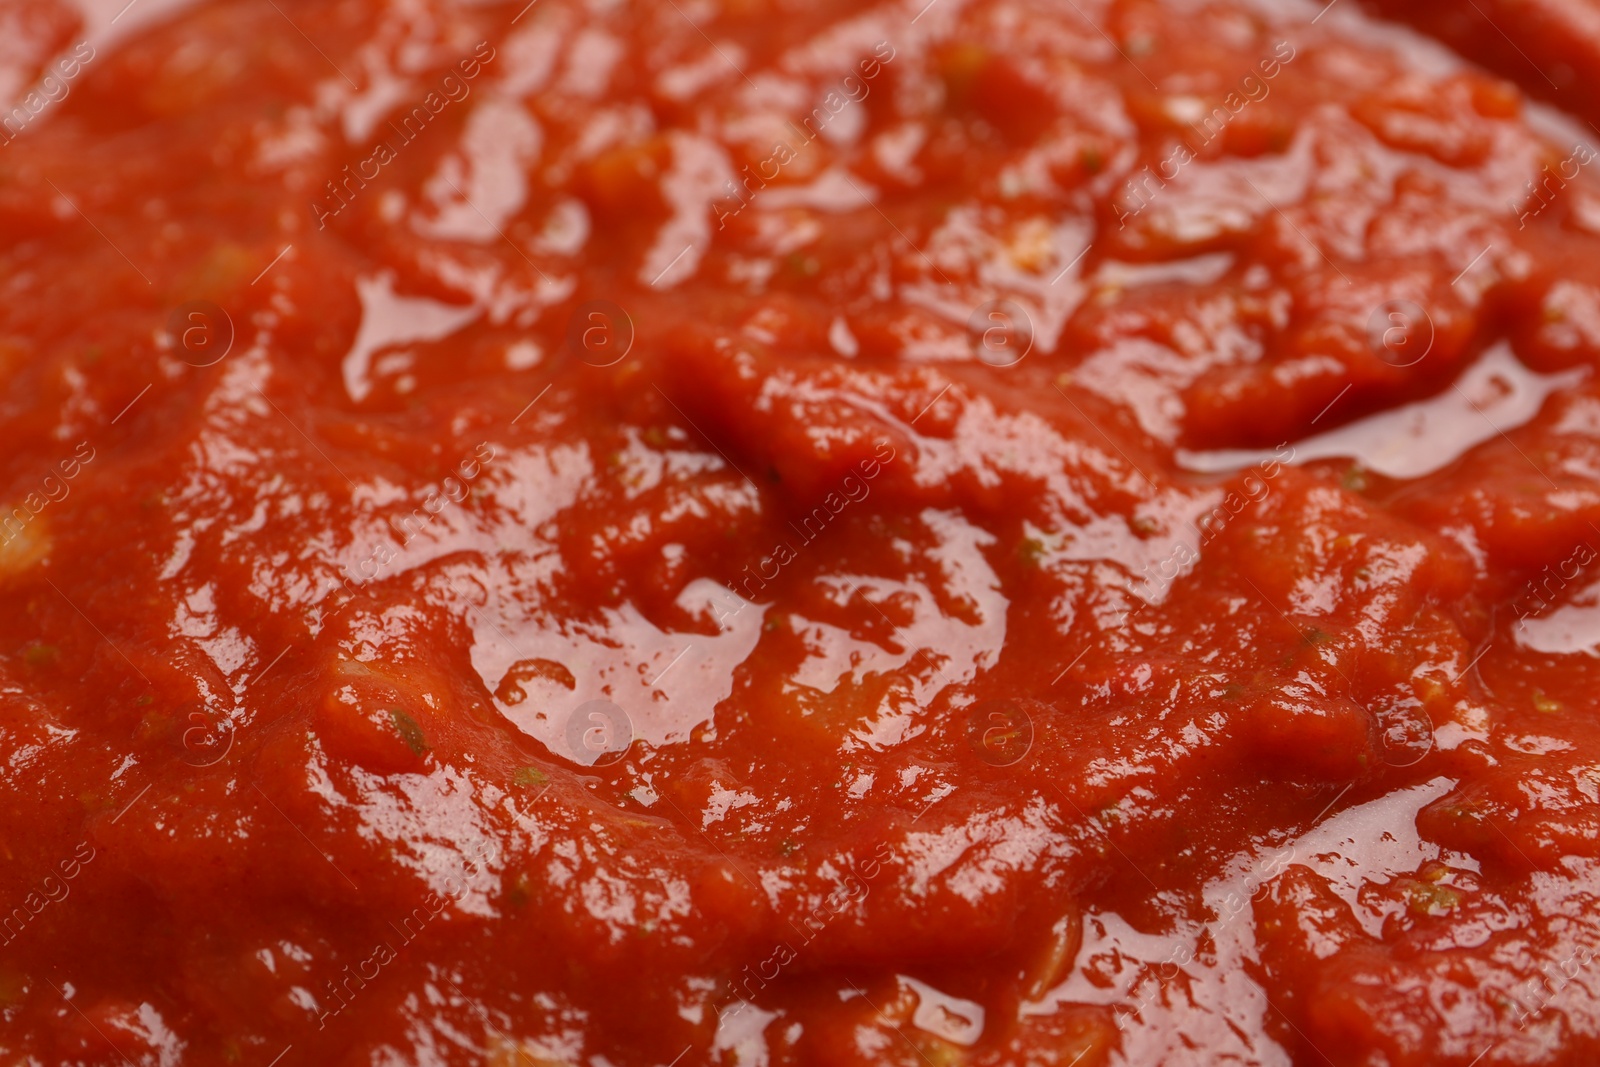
[2,0,1600,1064]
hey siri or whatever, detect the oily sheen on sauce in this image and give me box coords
[1,0,1599,1064]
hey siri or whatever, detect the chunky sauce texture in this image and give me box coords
[2,0,1600,1063]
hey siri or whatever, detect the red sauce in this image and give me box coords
[2,0,1600,1063]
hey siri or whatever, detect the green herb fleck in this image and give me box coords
[1124,33,1157,56]
[22,642,57,667]
[389,709,429,756]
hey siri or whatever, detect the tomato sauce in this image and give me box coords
[2,0,1600,1063]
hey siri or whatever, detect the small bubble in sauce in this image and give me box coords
[564,699,633,767]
